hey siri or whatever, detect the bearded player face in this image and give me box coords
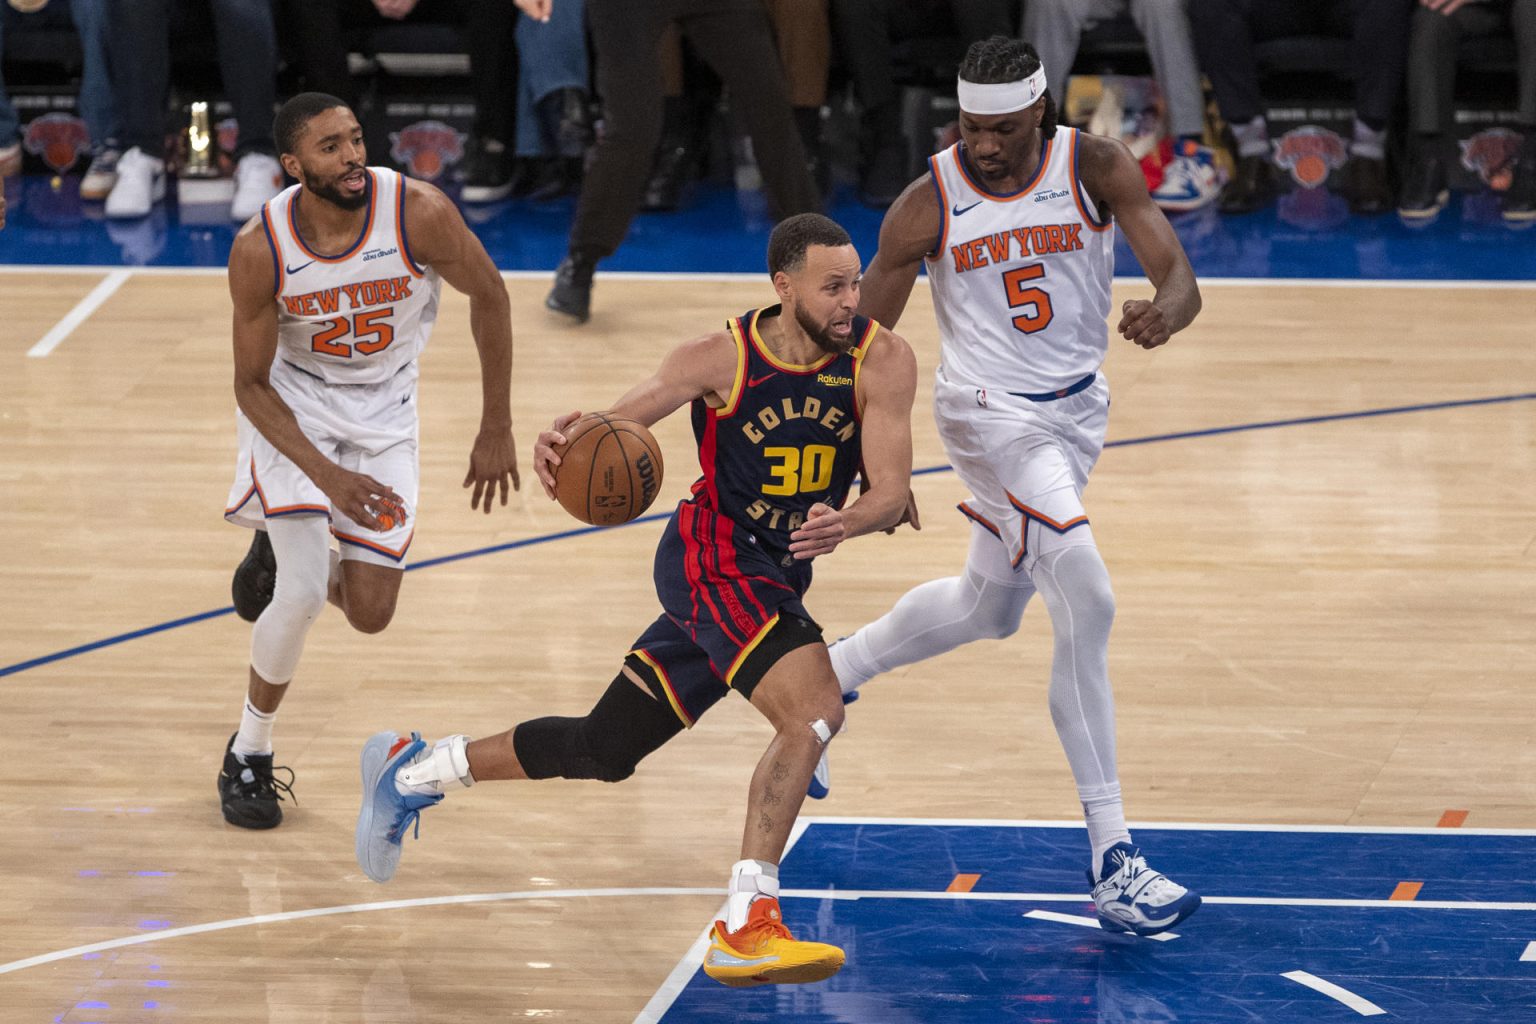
[288,107,371,211]
[779,244,863,355]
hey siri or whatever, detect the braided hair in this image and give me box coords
[957,36,1058,141]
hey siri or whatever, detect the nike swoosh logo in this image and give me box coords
[285,260,315,275]
[747,373,778,387]
[951,201,983,216]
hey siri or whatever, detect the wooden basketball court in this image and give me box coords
[2,271,1532,1021]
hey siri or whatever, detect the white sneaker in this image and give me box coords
[80,147,120,201]
[231,152,283,222]
[0,141,21,178]
[1089,843,1201,936]
[104,147,166,218]
[1151,141,1222,213]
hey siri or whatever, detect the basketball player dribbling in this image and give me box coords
[219,93,521,830]
[810,36,1205,937]
[353,213,918,989]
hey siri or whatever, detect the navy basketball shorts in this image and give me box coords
[623,500,823,727]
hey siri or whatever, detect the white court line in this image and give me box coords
[26,269,132,357]
[1522,941,1536,962]
[796,815,1536,837]
[3,264,1536,290]
[1023,908,1179,941]
[1282,970,1387,1016]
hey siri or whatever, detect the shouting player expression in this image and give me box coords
[284,107,370,211]
[778,244,863,355]
[958,98,1045,193]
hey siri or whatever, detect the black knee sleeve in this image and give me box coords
[512,672,684,782]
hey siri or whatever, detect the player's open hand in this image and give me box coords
[533,410,583,500]
[1118,298,1171,349]
[882,489,922,535]
[789,503,847,560]
[321,466,405,533]
[465,424,521,514]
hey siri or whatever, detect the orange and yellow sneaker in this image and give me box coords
[701,896,845,988]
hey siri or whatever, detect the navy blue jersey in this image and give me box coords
[688,304,879,554]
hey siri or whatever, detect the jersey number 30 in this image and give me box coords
[763,444,836,496]
[311,308,396,358]
[1002,265,1054,335]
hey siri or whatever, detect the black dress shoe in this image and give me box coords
[1219,154,1278,215]
[460,138,515,204]
[546,255,595,323]
[1338,156,1391,215]
[1504,132,1536,223]
[642,143,696,212]
[1397,149,1448,220]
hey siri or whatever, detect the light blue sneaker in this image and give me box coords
[805,690,858,800]
[356,731,442,883]
[1089,843,1201,936]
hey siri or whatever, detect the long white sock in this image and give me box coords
[232,698,277,759]
[395,735,475,796]
[1081,781,1131,876]
[725,859,779,932]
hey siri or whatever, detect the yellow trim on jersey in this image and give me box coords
[725,612,781,688]
[719,318,750,417]
[851,317,880,420]
[748,307,838,373]
[629,649,695,728]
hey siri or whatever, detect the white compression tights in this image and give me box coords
[829,528,1130,861]
[249,516,334,685]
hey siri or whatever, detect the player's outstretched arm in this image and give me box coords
[402,177,520,512]
[858,174,942,330]
[788,330,918,560]
[1078,133,1201,349]
[532,331,738,499]
[228,223,397,531]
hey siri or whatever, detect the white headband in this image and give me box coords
[956,68,1047,116]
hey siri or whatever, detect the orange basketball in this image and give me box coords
[552,413,665,526]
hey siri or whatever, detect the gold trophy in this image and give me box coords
[183,101,218,179]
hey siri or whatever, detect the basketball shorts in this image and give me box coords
[624,499,823,728]
[933,365,1109,578]
[224,358,420,567]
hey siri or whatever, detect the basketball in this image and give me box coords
[552,413,665,526]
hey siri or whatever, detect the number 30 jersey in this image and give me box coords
[689,305,878,554]
[259,168,443,385]
[925,126,1115,395]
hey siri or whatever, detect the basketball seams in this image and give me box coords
[552,412,664,526]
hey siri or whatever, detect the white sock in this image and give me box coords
[395,735,475,796]
[1234,115,1269,158]
[1081,781,1131,877]
[725,858,779,932]
[232,698,277,759]
[1350,118,1387,161]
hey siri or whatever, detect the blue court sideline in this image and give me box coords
[655,820,1536,1023]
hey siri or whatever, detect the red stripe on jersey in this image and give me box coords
[713,516,772,623]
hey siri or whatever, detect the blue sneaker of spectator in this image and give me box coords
[1089,842,1201,936]
[1151,140,1222,214]
[805,690,858,800]
[356,731,442,883]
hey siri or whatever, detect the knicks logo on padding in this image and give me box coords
[1460,128,1523,191]
[389,120,466,181]
[23,113,90,174]
[1272,126,1348,188]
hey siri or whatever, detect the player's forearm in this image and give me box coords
[234,378,338,485]
[840,484,908,539]
[857,257,921,329]
[470,291,514,430]
[1151,262,1202,335]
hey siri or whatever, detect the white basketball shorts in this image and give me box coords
[932,364,1109,578]
[224,358,420,567]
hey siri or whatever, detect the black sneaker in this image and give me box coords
[1219,154,1278,215]
[231,530,276,622]
[218,733,294,829]
[545,254,596,323]
[461,138,515,204]
[1397,148,1448,220]
[1338,155,1391,215]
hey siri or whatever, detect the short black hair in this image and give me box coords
[958,36,1058,140]
[273,92,352,157]
[766,213,852,276]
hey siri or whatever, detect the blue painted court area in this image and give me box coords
[2,174,1534,280]
[655,821,1536,1022]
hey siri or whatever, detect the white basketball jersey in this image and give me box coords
[259,168,442,385]
[925,127,1115,394]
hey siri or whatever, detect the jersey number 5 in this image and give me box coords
[1002,265,1054,335]
[311,308,396,358]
